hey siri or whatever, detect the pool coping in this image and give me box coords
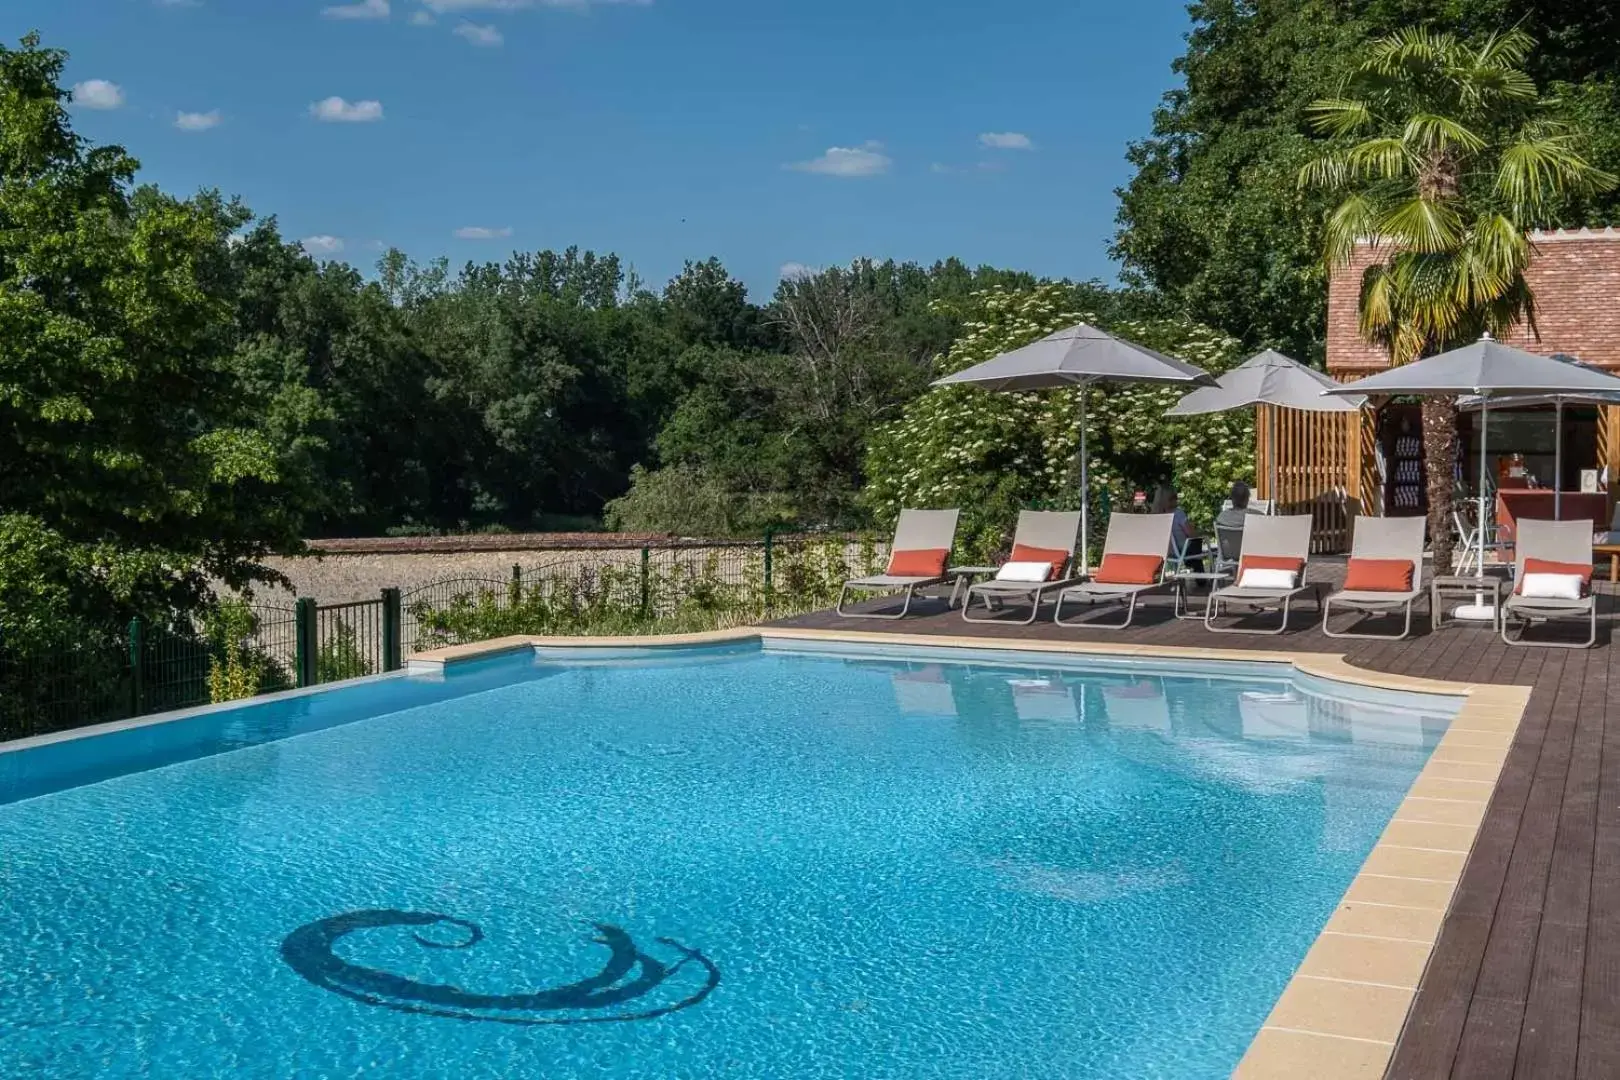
[411,628,1533,1080]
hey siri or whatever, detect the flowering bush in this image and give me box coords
[863,284,1255,560]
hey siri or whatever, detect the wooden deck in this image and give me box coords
[773,562,1618,1080]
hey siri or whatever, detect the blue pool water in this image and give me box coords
[0,642,1456,1079]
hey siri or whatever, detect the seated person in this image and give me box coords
[1151,484,1204,570]
[1210,481,1252,569]
[1215,481,1252,532]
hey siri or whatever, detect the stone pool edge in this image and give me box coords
[414,626,1533,1080]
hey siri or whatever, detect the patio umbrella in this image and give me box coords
[1165,349,1366,502]
[1455,354,1620,518]
[1324,335,1620,588]
[933,322,1216,573]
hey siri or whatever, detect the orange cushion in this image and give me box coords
[1342,558,1414,593]
[1516,557,1593,595]
[886,548,949,577]
[1094,553,1163,585]
[1238,555,1305,578]
[1009,543,1072,579]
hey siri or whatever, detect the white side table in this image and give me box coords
[946,566,1000,609]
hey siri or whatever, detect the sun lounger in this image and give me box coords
[1053,513,1174,629]
[1500,518,1597,649]
[836,508,960,619]
[962,511,1083,625]
[1321,516,1426,640]
[1203,514,1319,635]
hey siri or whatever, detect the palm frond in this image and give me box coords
[1497,134,1619,212]
[1304,97,1373,138]
[1321,194,1381,265]
[1357,264,1400,345]
[1457,66,1538,109]
[1377,197,1463,254]
[1471,28,1536,71]
[1344,137,1413,180]
[1298,152,1349,191]
[1402,114,1486,155]
[1363,27,1456,79]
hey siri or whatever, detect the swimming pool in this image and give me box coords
[0,639,1457,1078]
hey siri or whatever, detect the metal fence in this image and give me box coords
[1,533,885,742]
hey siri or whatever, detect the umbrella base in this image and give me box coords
[1451,602,1499,621]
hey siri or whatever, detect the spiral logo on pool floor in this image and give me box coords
[280,910,719,1025]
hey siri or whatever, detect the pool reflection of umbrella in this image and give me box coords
[934,324,1215,573]
[1166,350,1364,503]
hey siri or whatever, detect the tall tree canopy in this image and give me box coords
[1113,0,1620,361]
[0,34,317,644]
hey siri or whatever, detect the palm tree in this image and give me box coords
[1300,27,1614,571]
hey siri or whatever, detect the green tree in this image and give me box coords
[1114,2,1620,360]
[863,284,1250,559]
[0,34,314,612]
[1301,27,1615,568]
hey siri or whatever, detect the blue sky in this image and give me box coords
[14,0,1192,299]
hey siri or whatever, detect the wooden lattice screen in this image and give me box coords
[1255,404,1360,554]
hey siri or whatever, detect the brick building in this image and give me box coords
[1327,228,1620,375]
[1270,229,1620,547]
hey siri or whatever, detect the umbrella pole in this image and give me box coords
[1554,399,1563,519]
[1479,397,1489,574]
[1269,408,1278,508]
[1079,387,1090,576]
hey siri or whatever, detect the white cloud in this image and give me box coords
[779,262,815,280]
[174,109,222,131]
[310,96,384,122]
[409,9,436,22]
[323,0,390,16]
[72,80,125,110]
[787,141,890,178]
[301,235,345,255]
[453,22,504,45]
[454,226,514,239]
[979,131,1034,150]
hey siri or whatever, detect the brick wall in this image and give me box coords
[1327,228,1620,375]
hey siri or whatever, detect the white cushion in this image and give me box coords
[1236,567,1298,590]
[1521,573,1584,600]
[996,560,1053,583]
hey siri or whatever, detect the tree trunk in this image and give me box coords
[1422,395,1458,572]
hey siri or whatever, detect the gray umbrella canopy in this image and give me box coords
[1325,336,1620,575]
[932,322,1216,573]
[1166,350,1364,415]
[1321,337,1620,397]
[1166,350,1365,502]
[933,323,1217,393]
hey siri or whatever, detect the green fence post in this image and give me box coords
[127,617,145,716]
[763,529,775,616]
[510,563,522,603]
[381,588,402,672]
[294,598,318,687]
[638,547,651,619]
